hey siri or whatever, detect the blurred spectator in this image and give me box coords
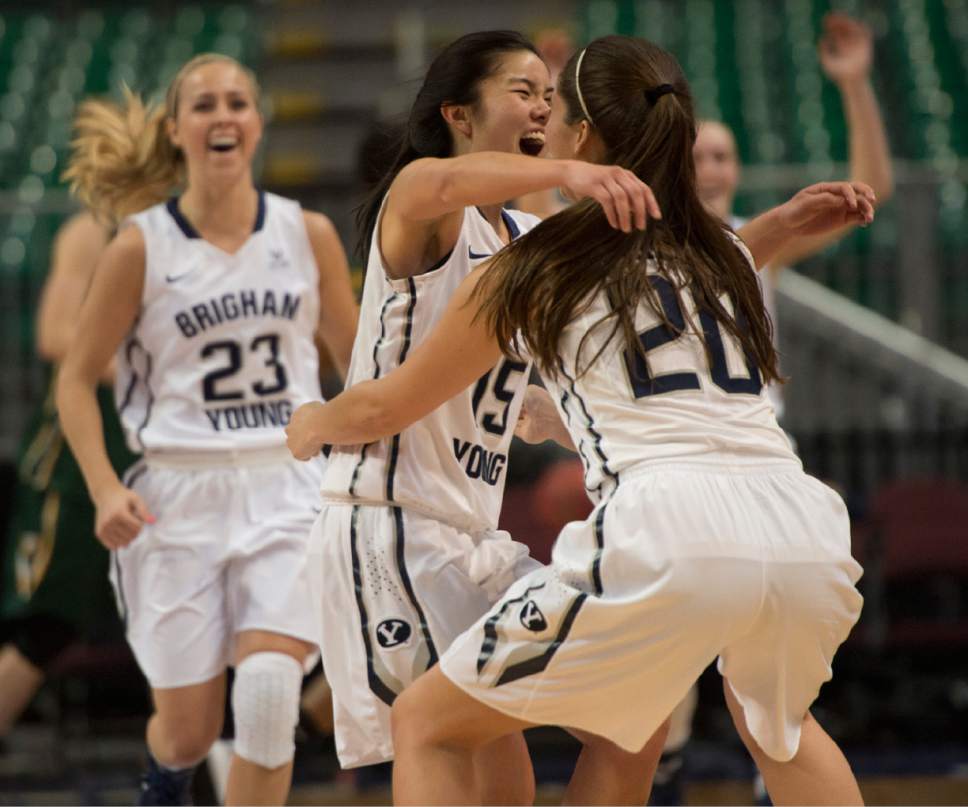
[0,212,138,745]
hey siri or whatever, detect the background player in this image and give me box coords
[694,10,893,418]
[0,212,137,746]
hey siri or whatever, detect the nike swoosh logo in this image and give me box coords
[165,269,196,283]
[468,248,492,260]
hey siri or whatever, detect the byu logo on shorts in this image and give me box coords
[519,600,547,632]
[376,618,412,649]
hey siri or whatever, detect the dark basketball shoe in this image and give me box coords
[137,753,195,806]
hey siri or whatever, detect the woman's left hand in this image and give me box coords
[286,402,326,461]
[515,384,576,451]
[515,385,558,444]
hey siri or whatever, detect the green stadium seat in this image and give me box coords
[575,0,964,352]
[0,0,961,367]
[0,3,259,366]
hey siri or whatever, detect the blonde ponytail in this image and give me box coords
[63,86,183,223]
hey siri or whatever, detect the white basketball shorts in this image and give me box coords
[110,450,324,689]
[440,460,864,763]
[314,501,538,768]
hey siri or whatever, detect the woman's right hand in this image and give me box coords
[818,12,873,87]
[561,162,662,233]
[777,180,875,236]
[93,482,155,550]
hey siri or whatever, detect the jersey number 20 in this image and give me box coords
[625,276,762,398]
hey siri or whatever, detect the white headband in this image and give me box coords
[574,48,594,125]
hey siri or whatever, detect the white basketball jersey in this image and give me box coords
[542,237,797,503]
[320,203,540,531]
[115,192,322,453]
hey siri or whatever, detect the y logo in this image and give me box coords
[376,618,412,649]
[519,600,547,633]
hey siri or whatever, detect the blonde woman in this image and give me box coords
[57,54,357,805]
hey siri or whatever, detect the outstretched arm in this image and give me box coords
[286,264,501,457]
[390,153,659,231]
[766,12,894,271]
[382,154,661,279]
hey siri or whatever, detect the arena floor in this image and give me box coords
[3,722,967,805]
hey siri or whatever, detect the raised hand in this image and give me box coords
[818,12,873,86]
[777,181,875,236]
[561,161,662,233]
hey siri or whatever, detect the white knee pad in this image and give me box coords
[232,652,303,769]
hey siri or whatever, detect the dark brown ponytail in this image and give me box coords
[475,35,779,386]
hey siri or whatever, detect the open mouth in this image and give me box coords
[208,135,239,153]
[519,131,545,157]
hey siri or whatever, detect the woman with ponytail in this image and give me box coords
[57,54,358,805]
[285,29,663,801]
[287,35,872,805]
